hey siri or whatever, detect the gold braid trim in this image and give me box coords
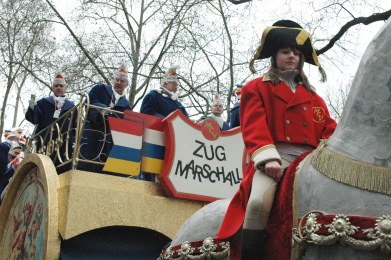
[311,141,391,196]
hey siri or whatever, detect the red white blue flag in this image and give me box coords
[103,117,143,175]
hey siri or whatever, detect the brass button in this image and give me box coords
[303,122,308,127]
[286,136,291,141]
[303,107,307,111]
[286,120,290,124]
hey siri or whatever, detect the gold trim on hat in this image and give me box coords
[251,26,272,61]
[296,30,310,45]
[249,26,274,73]
[312,50,320,67]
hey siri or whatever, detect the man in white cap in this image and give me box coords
[140,67,188,118]
[26,73,74,135]
[197,95,229,131]
[139,67,188,182]
[78,65,131,173]
[25,73,75,172]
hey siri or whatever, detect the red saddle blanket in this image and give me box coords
[265,151,311,260]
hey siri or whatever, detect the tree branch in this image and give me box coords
[44,0,110,84]
[226,0,251,5]
[317,9,391,55]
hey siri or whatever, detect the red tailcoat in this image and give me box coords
[216,76,337,239]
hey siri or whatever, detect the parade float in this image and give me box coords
[1,15,391,260]
[0,96,246,259]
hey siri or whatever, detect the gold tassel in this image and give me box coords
[318,66,327,82]
[311,143,391,195]
[249,56,257,74]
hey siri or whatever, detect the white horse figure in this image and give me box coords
[294,16,391,259]
[159,17,391,260]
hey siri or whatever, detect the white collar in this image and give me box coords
[210,114,224,129]
[159,86,178,100]
[112,86,125,104]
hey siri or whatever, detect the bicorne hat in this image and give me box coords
[249,20,325,80]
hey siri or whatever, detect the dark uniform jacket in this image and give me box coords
[229,102,240,128]
[0,142,10,182]
[26,96,75,173]
[25,96,75,135]
[140,90,188,118]
[78,84,131,173]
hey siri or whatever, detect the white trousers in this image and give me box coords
[243,156,294,230]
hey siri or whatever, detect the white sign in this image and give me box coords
[159,111,246,202]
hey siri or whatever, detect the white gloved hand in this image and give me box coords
[29,99,36,110]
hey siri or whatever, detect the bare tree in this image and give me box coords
[226,0,251,4]
[44,0,210,107]
[160,0,254,119]
[43,0,391,120]
[0,0,54,134]
[325,81,351,121]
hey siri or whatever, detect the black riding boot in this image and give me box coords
[240,229,268,260]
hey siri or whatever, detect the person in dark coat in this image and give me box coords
[229,84,242,129]
[197,95,230,131]
[78,65,131,173]
[0,129,22,183]
[139,67,188,182]
[0,141,24,202]
[25,73,75,173]
[0,130,13,180]
[140,67,188,118]
[26,73,75,136]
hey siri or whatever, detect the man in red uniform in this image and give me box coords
[216,20,337,259]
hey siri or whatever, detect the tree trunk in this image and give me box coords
[0,82,12,135]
